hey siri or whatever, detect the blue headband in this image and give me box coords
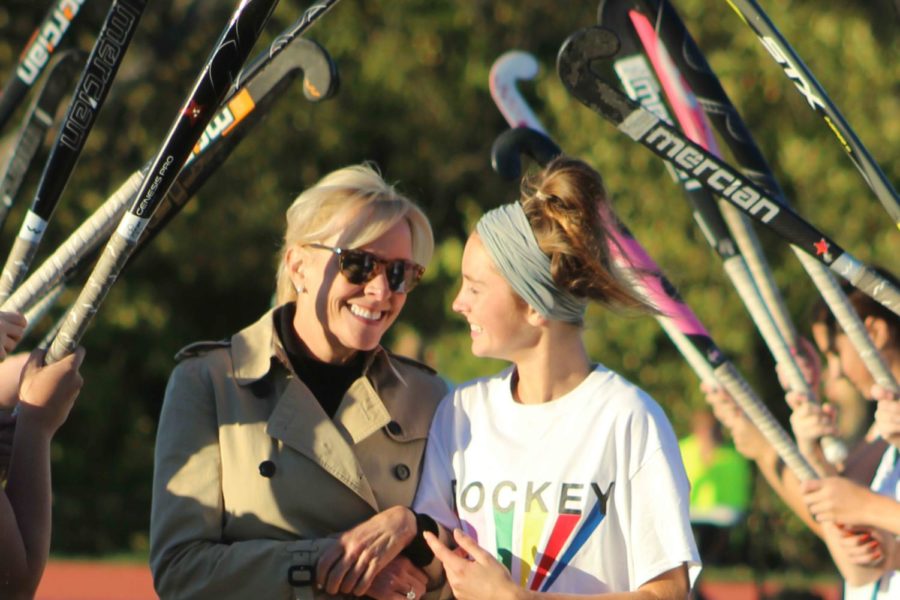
[476,201,587,323]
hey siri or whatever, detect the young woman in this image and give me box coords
[412,157,699,599]
[150,164,447,600]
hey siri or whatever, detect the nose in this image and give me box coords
[364,267,391,301]
[451,288,466,314]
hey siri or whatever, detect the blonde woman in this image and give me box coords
[150,164,447,600]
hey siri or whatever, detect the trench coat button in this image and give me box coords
[386,421,403,436]
[393,464,411,481]
[259,460,276,478]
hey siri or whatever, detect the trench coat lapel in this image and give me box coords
[333,376,392,445]
[266,378,379,510]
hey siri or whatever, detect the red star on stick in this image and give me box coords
[814,238,830,256]
[183,100,204,125]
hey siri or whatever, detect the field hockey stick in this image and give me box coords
[488,52,548,136]
[722,0,900,230]
[599,0,798,347]
[0,0,89,132]
[601,7,850,462]
[601,9,847,464]
[556,27,900,318]
[599,6,796,345]
[133,0,341,248]
[492,126,816,482]
[0,49,82,230]
[489,54,816,479]
[2,35,337,322]
[0,0,147,304]
[2,169,143,316]
[622,0,900,397]
[22,281,64,341]
[44,0,281,363]
[150,30,339,235]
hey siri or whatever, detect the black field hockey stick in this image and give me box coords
[597,3,796,346]
[556,26,900,319]
[488,53,815,479]
[45,0,281,363]
[0,0,89,132]
[723,0,900,230]
[598,0,799,348]
[0,49,82,230]
[493,126,816,482]
[598,4,855,461]
[0,0,147,304]
[620,0,900,397]
[135,37,338,258]
[2,35,337,324]
[9,0,344,314]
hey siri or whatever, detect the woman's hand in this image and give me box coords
[787,392,837,471]
[835,526,885,567]
[424,528,520,600]
[700,383,769,461]
[315,505,416,596]
[776,337,822,401]
[16,348,85,436]
[0,311,26,360]
[363,555,428,600]
[800,477,872,528]
[872,385,900,448]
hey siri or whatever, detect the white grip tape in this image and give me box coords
[19,210,49,242]
[117,212,149,242]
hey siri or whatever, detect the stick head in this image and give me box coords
[284,38,339,102]
[490,127,562,181]
[597,0,646,56]
[489,50,546,132]
[558,26,636,125]
[489,51,539,102]
[238,36,339,103]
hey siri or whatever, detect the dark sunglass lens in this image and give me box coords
[386,261,407,292]
[340,250,374,284]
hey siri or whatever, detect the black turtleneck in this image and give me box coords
[274,303,366,419]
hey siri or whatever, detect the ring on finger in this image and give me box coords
[406,587,417,600]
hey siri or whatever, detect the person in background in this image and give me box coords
[150,164,448,600]
[678,409,751,565]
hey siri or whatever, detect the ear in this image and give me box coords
[865,315,890,351]
[284,244,307,290]
[524,304,548,328]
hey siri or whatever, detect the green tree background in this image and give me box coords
[0,0,897,573]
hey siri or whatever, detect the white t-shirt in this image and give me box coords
[414,365,701,594]
[845,445,900,600]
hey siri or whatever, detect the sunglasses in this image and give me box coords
[307,243,425,293]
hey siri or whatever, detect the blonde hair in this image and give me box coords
[275,163,434,304]
[520,156,654,313]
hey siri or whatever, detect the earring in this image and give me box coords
[294,280,305,294]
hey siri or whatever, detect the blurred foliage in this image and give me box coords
[0,0,897,572]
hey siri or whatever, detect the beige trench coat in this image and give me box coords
[149,307,448,599]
